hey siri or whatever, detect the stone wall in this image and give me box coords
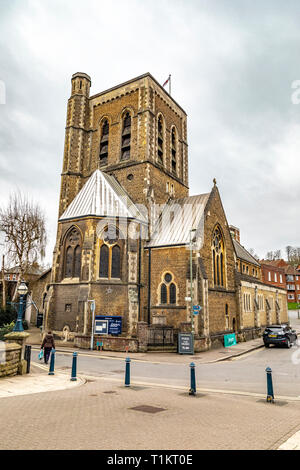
[0,342,22,378]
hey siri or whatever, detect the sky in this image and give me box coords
[0,0,300,266]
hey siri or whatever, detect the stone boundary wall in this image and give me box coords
[0,342,22,378]
[74,334,139,352]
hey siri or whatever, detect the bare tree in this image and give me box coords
[0,192,47,298]
[248,248,260,260]
[286,245,293,262]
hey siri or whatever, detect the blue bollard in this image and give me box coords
[189,362,196,395]
[266,367,274,403]
[125,357,131,387]
[48,349,55,376]
[71,352,78,381]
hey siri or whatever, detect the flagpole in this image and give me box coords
[169,74,171,95]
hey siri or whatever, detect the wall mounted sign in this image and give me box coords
[95,315,122,335]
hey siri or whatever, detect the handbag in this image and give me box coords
[38,349,44,360]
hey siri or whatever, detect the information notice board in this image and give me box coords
[178,333,194,354]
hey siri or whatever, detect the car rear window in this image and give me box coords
[265,327,283,333]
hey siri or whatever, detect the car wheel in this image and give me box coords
[264,343,270,348]
[286,339,291,348]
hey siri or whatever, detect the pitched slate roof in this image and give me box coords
[147,193,210,248]
[59,170,147,223]
[233,239,260,266]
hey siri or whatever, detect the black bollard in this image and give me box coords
[266,367,274,403]
[189,362,196,395]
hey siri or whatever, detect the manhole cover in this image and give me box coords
[112,370,124,374]
[103,391,117,394]
[89,394,98,397]
[129,405,166,414]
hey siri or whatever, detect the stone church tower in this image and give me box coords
[46,72,191,345]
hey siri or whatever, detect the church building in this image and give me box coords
[41,72,288,352]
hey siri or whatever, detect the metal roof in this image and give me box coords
[59,170,146,223]
[233,239,260,266]
[147,194,210,248]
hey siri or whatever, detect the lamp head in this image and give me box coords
[18,281,28,296]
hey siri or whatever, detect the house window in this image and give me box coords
[160,273,177,304]
[274,273,277,282]
[63,227,82,279]
[99,119,109,165]
[171,127,177,174]
[121,112,131,160]
[280,274,283,283]
[268,272,271,281]
[157,115,164,164]
[212,226,225,287]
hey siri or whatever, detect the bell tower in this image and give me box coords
[58,72,92,217]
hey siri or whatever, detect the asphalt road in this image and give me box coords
[31,343,300,398]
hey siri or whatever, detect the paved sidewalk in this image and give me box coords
[0,373,300,450]
[26,327,264,364]
[0,364,85,398]
[278,430,300,450]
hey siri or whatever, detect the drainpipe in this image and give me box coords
[147,248,151,325]
[138,225,142,321]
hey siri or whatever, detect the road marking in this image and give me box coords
[78,374,300,402]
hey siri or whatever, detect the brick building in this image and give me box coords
[260,259,300,305]
[38,72,288,351]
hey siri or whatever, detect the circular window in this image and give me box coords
[127,174,134,181]
[164,273,172,283]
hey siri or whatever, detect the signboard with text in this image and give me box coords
[178,333,194,355]
[95,316,122,335]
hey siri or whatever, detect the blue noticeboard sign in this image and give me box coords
[95,316,122,335]
[224,333,237,348]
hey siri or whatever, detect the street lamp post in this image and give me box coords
[13,281,28,333]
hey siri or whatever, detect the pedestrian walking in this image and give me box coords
[41,331,55,365]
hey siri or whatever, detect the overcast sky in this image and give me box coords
[0,0,300,265]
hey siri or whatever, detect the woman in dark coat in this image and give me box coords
[41,331,55,365]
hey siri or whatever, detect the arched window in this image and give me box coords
[74,245,82,278]
[99,226,122,280]
[161,284,167,304]
[99,244,109,278]
[212,226,225,287]
[170,283,176,304]
[157,115,164,165]
[160,273,177,305]
[111,245,121,279]
[65,246,73,278]
[171,127,177,174]
[63,227,82,279]
[121,112,131,160]
[99,119,109,166]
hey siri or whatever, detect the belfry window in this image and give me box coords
[157,116,164,165]
[171,128,177,174]
[121,112,131,160]
[212,226,225,287]
[99,119,109,166]
[63,227,82,279]
[160,273,177,304]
